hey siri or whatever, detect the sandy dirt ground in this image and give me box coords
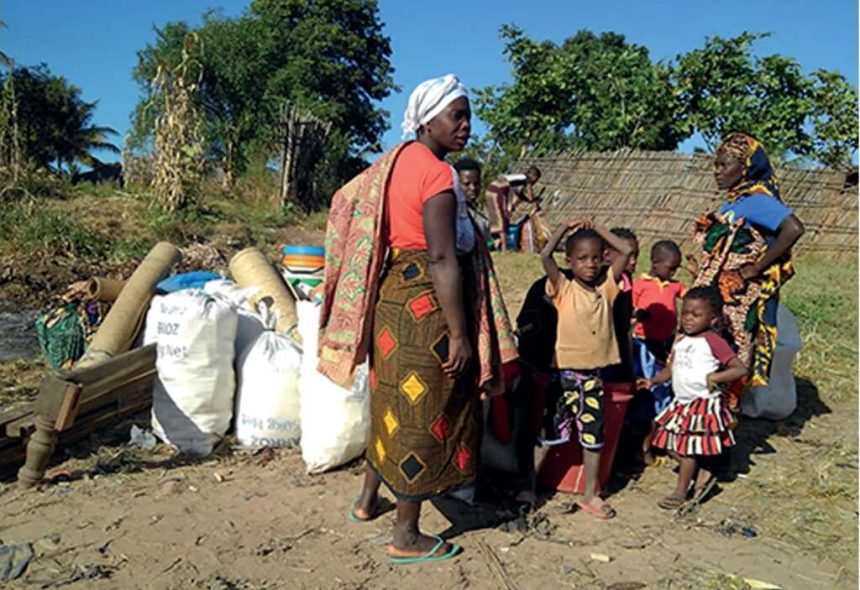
[0,389,856,590]
[0,249,856,589]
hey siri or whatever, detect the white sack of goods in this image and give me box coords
[203,279,265,361]
[144,290,238,455]
[297,301,370,474]
[235,307,302,448]
[741,304,802,420]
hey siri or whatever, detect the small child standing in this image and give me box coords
[537,219,633,519]
[601,228,639,476]
[633,240,686,362]
[602,228,639,387]
[631,240,686,463]
[638,287,748,510]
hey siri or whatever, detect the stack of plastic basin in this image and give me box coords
[281,245,325,298]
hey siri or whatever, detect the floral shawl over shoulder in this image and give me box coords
[318,144,518,394]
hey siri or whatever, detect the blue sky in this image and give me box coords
[2,0,857,159]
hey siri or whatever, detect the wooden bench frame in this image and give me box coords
[14,344,156,488]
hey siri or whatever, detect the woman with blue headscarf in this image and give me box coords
[692,132,805,409]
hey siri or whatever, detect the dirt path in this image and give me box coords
[1,393,855,590]
[1,250,856,589]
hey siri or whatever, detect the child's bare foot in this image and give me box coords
[642,449,655,466]
[576,497,616,520]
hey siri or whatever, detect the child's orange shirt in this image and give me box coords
[546,273,620,370]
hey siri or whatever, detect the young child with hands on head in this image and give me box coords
[533,218,633,520]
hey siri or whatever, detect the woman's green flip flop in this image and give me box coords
[347,496,381,523]
[389,536,462,565]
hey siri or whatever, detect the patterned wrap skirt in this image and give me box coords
[651,397,736,457]
[366,249,481,501]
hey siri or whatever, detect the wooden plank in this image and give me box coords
[21,375,154,436]
[34,344,156,422]
[0,404,35,428]
[1,384,154,481]
[65,374,154,430]
[12,373,155,439]
[34,373,78,420]
[61,344,156,389]
[73,384,152,426]
[54,384,83,431]
[5,414,36,439]
[76,364,156,405]
[0,436,21,451]
[116,377,155,412]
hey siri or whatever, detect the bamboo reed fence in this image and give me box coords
[515,149,858,256]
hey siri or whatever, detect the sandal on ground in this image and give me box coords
[576,500,617,520]
[690,475,718,506]
[657,494,686,510]
[347,497,382,523]
[388,536,462,565]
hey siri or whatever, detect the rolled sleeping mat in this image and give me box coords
[230,247,300,342]
[85,277,126,302]
[76,242,181,367]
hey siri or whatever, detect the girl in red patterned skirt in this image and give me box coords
[637,286,748,510]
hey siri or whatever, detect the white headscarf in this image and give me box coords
[401,74,468,139]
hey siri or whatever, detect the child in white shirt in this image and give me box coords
[638,286,747,510]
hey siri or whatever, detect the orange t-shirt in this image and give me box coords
[385,142,454,250]
[546,273,621,370]
[632,274,686,341]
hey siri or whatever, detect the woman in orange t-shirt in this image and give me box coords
[348,75,479,564]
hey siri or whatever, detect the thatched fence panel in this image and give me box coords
[515,150,857,256]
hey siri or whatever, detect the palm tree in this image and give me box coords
[0,20,13,68]
[59,100,120,170]
[4,61,119,172]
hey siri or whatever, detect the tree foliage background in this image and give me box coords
[476,27,858,170]
[0,64,119,173]
[1,3,855,215]
[129,0,395,193]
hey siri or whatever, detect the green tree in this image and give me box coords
[479,28,857,169]
[0,64,118,171]
[130,1,395,187]
[250,0,395,151]
[475,26,684,156]
[809,70,858,170]
[58,100,120,170]
[671,32,818,161]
